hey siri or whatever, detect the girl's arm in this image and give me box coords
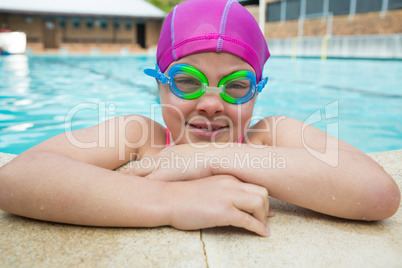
[221,116,400,220]
[212,145,399,221]
[0,115,164,226]
[0,150,170,226]
[130,116,400,220]
[0,115,270,236]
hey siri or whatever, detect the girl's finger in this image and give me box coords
[268,208,275,217]
[229,209,270,237]
[126,157,158,177]
[237,183,270,219]
[233,193,268,227]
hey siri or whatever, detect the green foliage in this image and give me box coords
[146,0,185,12]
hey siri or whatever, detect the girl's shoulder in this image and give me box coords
[245,115,303,147]
[246,115,355,153]
[116,114,167,158]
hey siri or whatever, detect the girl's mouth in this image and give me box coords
[187,123,228,138]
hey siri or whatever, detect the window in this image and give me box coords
[356,0,382,13]
[113,19,120,30]
[286,0,301,20]
[306,0,323,15]
[125,20,133,30]
[86,18,94,29]
[100,19,108,30]
[58,17,66,28]
[388,0,402,10]
[329,0,350,15]
[72,18,81,29]
[267,1,281,22]
[25,17,33,24]
[45,21,55,29]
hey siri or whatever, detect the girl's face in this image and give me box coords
[159,52,257,145]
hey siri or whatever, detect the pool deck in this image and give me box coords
[0,150,401,267]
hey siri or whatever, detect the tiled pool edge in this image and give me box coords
[0,152,16,167]
[0,150,401,267]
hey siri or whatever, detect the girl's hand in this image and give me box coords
[121,145,214,181]
[166,175,273,237]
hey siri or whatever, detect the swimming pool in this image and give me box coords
[0,54,401,154]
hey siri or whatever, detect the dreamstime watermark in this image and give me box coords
[62,100,340,166]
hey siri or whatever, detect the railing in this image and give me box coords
[267,0,401,22]
[267,34,402,59]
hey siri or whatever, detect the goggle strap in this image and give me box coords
[144,65,169,84]
[257,77,269,93]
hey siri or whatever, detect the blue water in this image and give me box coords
[0,54,401,154]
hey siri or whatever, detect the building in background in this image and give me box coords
[0,0,166,54]
[264,0,401,37]
[243,0,402,58]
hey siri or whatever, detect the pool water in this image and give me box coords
[0,54,401,154]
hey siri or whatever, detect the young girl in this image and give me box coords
[0,0,399,237]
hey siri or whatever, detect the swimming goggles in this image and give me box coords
[144,64,268,104]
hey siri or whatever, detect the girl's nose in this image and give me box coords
[195,92,225,117]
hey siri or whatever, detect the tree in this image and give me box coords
[146,0,185,12]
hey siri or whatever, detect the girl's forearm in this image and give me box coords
[213,146,400,220]
[0,151,273,236]
[0,151,170,227]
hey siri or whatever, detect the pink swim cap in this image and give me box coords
[157,0,270,82]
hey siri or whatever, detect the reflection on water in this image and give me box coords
[0,56,33,149]
[1,55,31,94]
[3,122,34,132]
[2,55,30,75]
